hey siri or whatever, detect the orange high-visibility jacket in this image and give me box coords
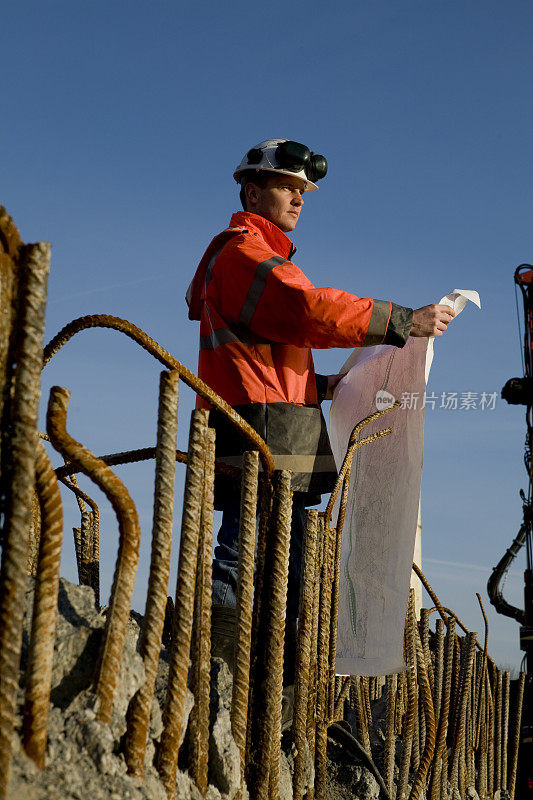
[187,211,412,500]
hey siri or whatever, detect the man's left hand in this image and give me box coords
[325,373,345,400]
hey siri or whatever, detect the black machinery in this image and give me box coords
[488,264,533,796]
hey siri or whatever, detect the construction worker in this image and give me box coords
[186,138,454,662]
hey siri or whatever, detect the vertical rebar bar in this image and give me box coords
[487,671,494,799]
[246,475,273,760]
[353,675,371,753]
[306,515,324,784]
[328,521,343,719]
[433,618,445,727]
[47,386,141,725]
[292,509,318,800]
[384,673,397,797]
[408,605,436,800]
[125,370,179,778]
[314,523,334,800]
[158,409,207,800]
[189,427,215,796]
[474,592,488,751]
[59,475,101,606]
[250,470,292,800]
[494,668,502,793]
[501,669,510,792]
[508,672,525,800]
[22,441,63,768]
[27,491,41,578]
[419,608,433,692]
[333,676,350,720]
[429,617,455,800]
[0,242,50,800]
[449,631,477,793]
[476,662,488,800]
[231,450,259,792]
[398,591,418,800]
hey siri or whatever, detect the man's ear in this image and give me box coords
[245,182,260,209]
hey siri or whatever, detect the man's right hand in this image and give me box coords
[410,304,455,337]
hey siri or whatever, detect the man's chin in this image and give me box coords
[282,216,299,232]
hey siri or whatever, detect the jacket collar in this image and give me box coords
[229,211,296,259]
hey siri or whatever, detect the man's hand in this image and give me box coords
[410,304,455,337]
[325,373,345,400]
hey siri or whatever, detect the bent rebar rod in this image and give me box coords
[0,242,51,800]
[23,441,64,769]
[47,386,141,724]
[42,314,275,478]
[324,402,398,527]
[125,371,180,778]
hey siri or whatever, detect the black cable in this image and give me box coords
[327,721,392,800]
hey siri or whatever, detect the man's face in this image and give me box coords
[246,174,306,232]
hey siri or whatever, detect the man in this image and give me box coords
[186,139,454,654]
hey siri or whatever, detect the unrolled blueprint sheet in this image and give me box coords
[329,290,480,676]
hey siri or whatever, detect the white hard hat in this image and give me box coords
[233,139,327,192]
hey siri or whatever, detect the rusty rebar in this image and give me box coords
[246,475,273,761]
[494,668,502,792]
[305,516,324,780]
[42,314,275,477]
[231,450,259,789]
[433,618,445,727]
[384,673,397,796]
[397,590,418,800]
[292,508,319,800]
[251,470,292,800]
[56,445,239,480]
[475,592,488,750]
[59,475,100,606]
[411,563,449,625]
[314,523,334,800]
[189,427,214,796]
[27,491,41,578]
[501,669,510,791]
[449,631,477,792]
[352,675,371,754]
[487,670,495,798]
[408,608,436,800]
[476,658,488,799]
[125,370,180,778]
[47,386,141,725]
[333,676,351,720]
[324,403,398,527]
[65,472,99,601]
[157,409,207,799]
[0,242,50,800]
[328,520,343,719]
[22,441,63,768]
[508,672,525,800]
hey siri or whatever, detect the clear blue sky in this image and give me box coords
[2,0,532,669]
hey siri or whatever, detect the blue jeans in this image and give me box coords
[212,492,308,621]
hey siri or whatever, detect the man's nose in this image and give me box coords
[292,191,304,206]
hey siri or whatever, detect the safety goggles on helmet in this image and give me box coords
[233,138,328,191]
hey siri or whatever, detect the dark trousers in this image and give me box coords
[211,491,308,621]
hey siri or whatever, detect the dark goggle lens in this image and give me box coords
[275,140,327,182]
[275,140,310,171]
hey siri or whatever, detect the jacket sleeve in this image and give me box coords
[215,241,412,349]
